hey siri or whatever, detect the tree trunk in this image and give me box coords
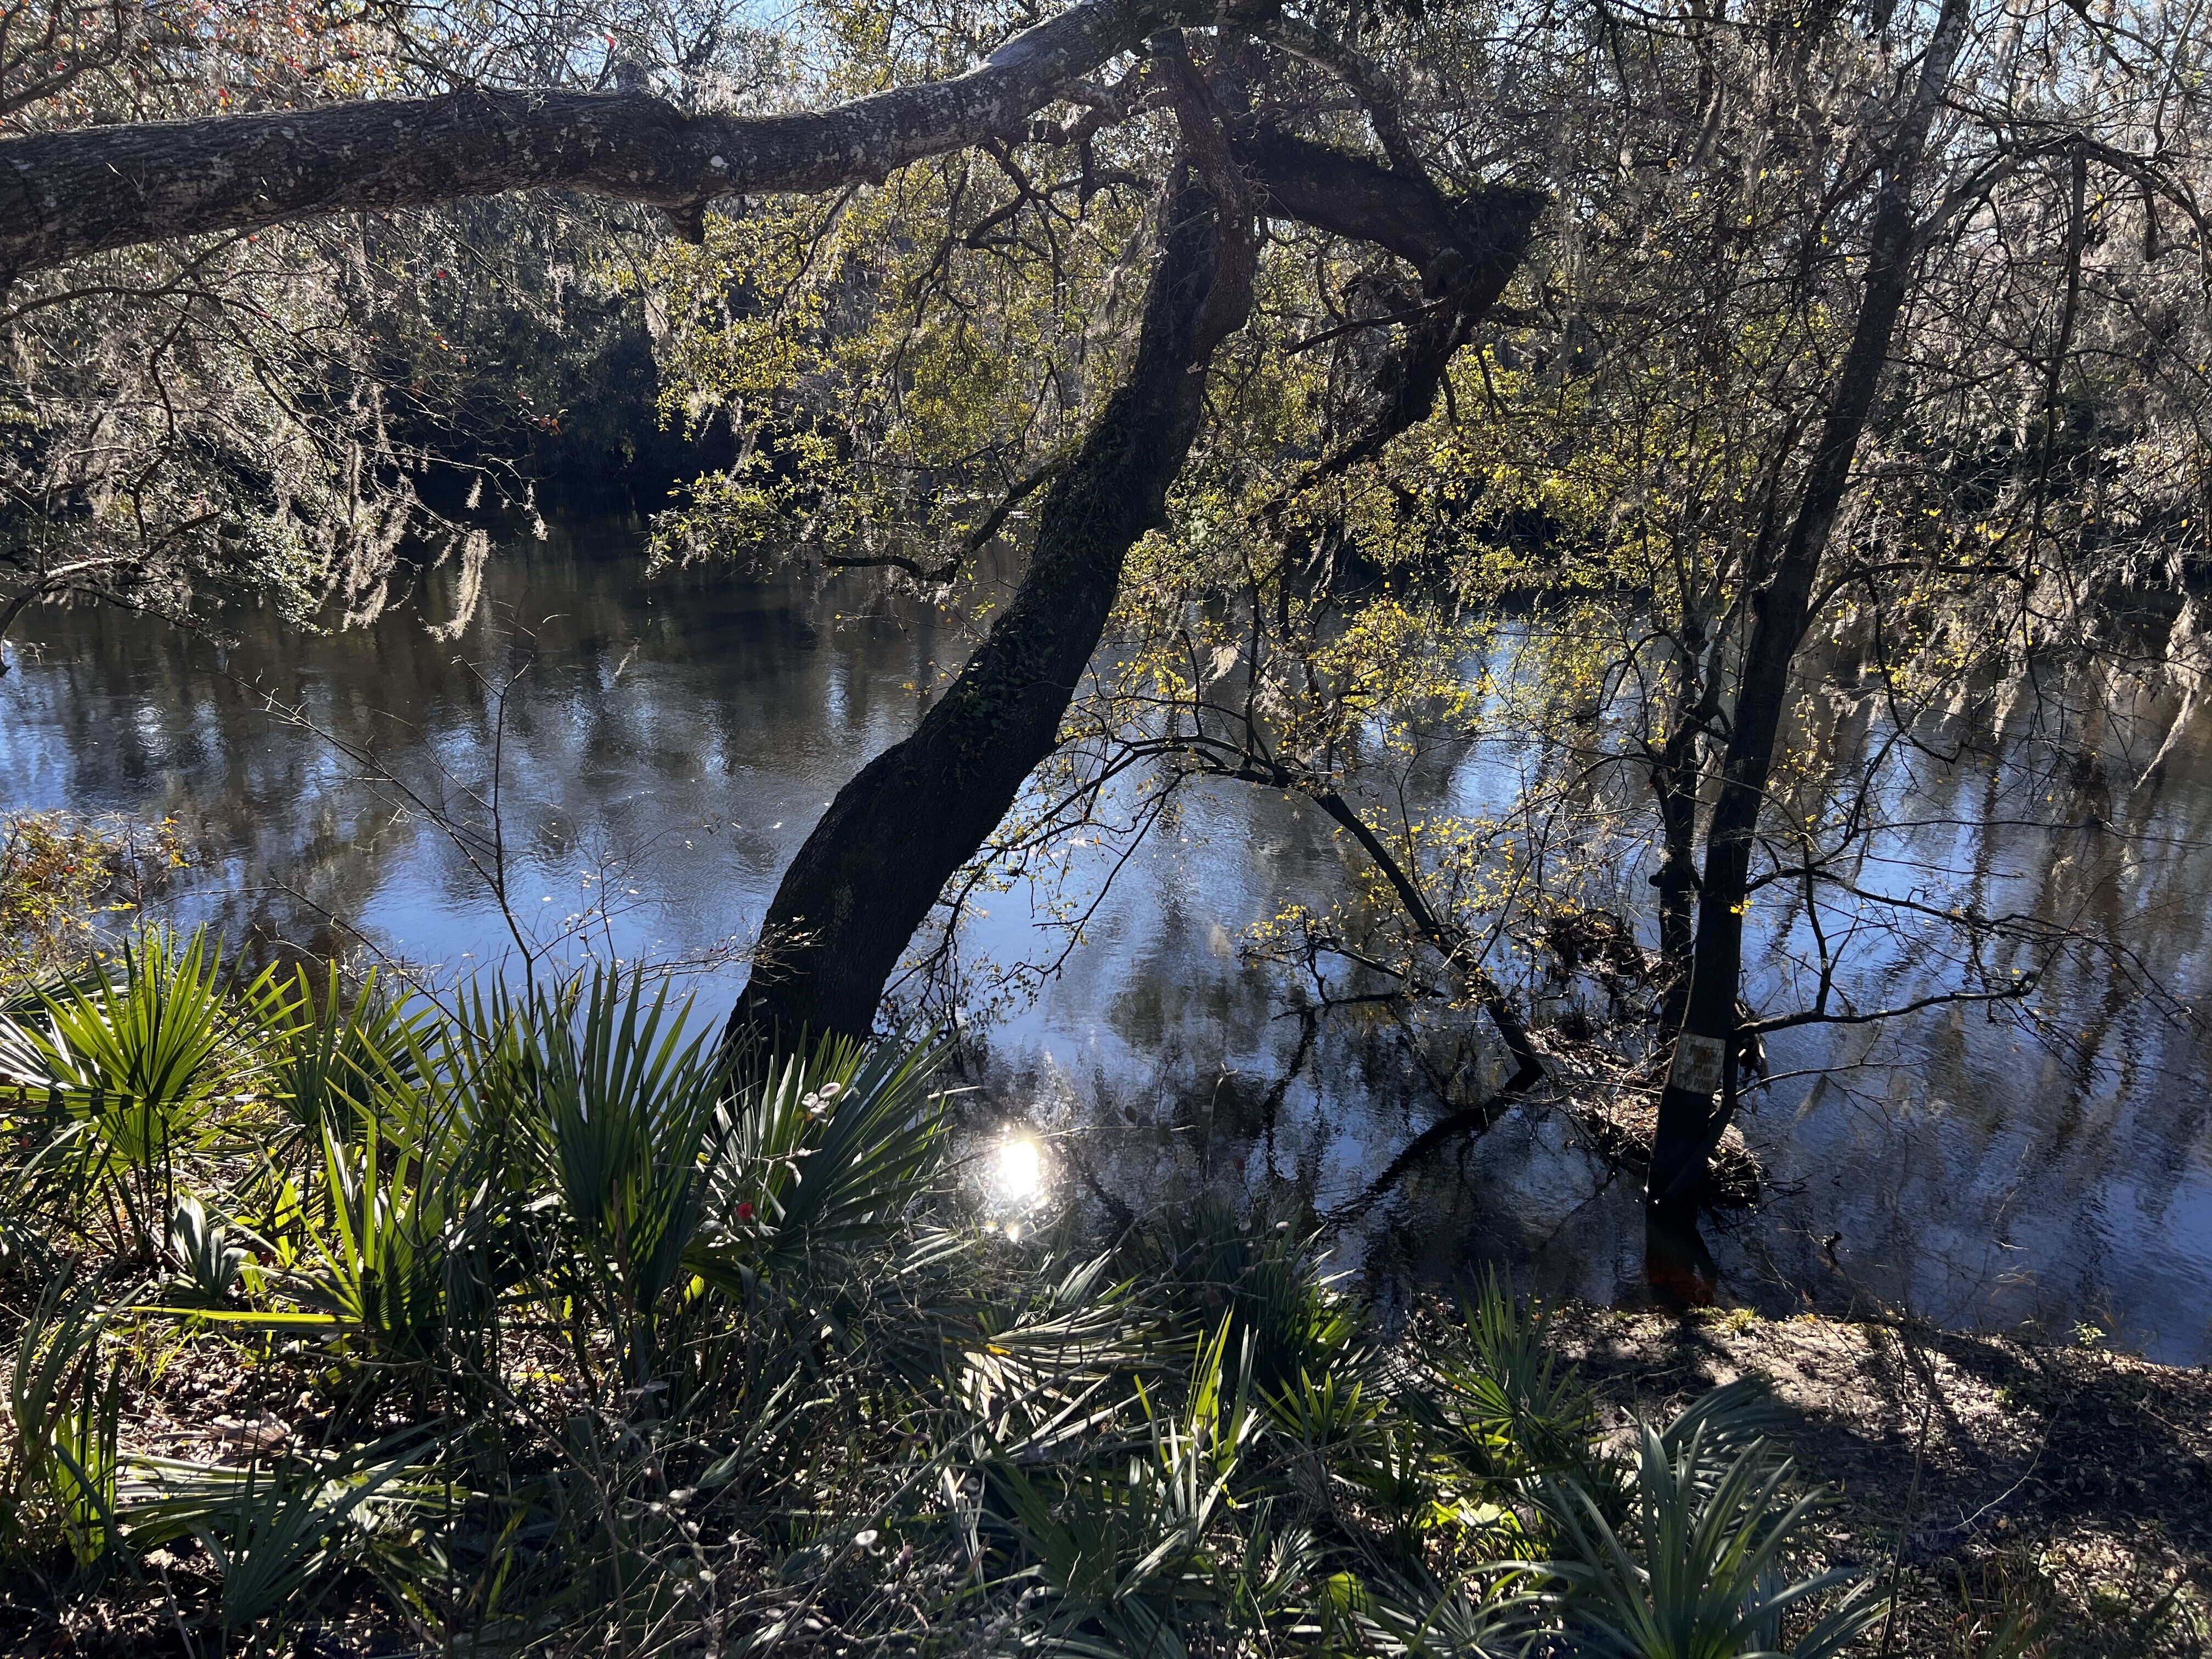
[733,132,1257,1043]
[1649,628,1709,1012]
[1646,0,1970,1205]
[731,122,1541,1046]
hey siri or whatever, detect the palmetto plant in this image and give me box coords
[2,1273,128,1567]
[1132,1197,1373,1405]
[1426,1269,1601,1485]
[0,939,1912,1655]
[503,968,731,1393]
[118,1436,437,1648]
[1,926,279,1257]
[289,1109,471,1379]
[692,1029,950,1300]
[987,1319,1259,1657]
[262,962,426,1148]
[49,1351,124,1570]
[1528,1381,1883,1659]
[1361,1565,1537,1659]
[166,1193,249,1308]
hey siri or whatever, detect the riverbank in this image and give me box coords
[1542,1303,2211,1656]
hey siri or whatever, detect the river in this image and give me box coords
[5,512,2209,1362]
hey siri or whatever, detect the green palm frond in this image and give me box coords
[262,962,427,1142]
[0,926,276,1253]
[4,1272,132,1564]
[288,1109,462,1373]
[949,1244,1149,1448]
[984,1320,1256,1656]
[165,1193,248,1307]
[1423,1269,1600,1483]
[1527,1384,1883,1659]
[1129,1198,1372,1405]
[119,1435,439,1635]
[49,1352,123,1569]
[691,1029,950,1297]
[1361,1565,1540,1658]
[503,967,730,1389]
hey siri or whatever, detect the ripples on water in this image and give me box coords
[4,514,2208,1361]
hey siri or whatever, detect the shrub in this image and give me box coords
[0,933,1880,1655]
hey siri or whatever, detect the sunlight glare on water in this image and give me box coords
[995,1135,1045,1209]
[985,1132,1054,1240]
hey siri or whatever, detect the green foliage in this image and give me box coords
[287,1108,470,1378]
[2,1274,126,1565]
[641,153,1133,573]
[0,933,1883,1654]
[1427,1270,1602,1483]
[505,968,729,1390]
[165,1195,249,1309]
[120,1437,436,1641]
[0,813,185,996]
[1527,1381,1883,1658]
[696,1028,950,1295]
[1129,1195,1372,1404]
[3,926,276,1256]
[49,1350,124,1571]
[261,962,426,1144]
[985,1319,1260,1656]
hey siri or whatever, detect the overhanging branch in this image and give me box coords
[2,0,1231,276]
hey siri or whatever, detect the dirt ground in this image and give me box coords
[1548,1303,2212,1657]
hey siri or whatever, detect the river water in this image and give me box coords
[5,514,2209,1362]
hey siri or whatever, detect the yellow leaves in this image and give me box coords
[1314,600,1474,723]
[2,812,187,993]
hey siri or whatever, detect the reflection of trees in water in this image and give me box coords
[1660,640,2211,1342]
[1,516,965,977]
[9,520,2212,1354]
[973,616,2212,1358]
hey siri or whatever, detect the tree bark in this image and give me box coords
[1237,131,1542,482]
[1233,128,1523,280]
[1649,617,1718,1013]
[732,118,1541,1045]
[1645,0,1970,1206]
[2,0,1200,278]
[732,92,1257,1042]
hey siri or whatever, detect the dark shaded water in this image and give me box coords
[5,515,2209,1361]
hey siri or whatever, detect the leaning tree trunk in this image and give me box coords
[1645,0,1970,1206]
[733,127,1256,1043]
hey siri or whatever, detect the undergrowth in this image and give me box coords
[0,924,1888,1656]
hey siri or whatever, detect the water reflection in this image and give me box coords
[1643,1205,1720,1312]
[996,1136,1046,1205]
[4,515,2209,1361]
